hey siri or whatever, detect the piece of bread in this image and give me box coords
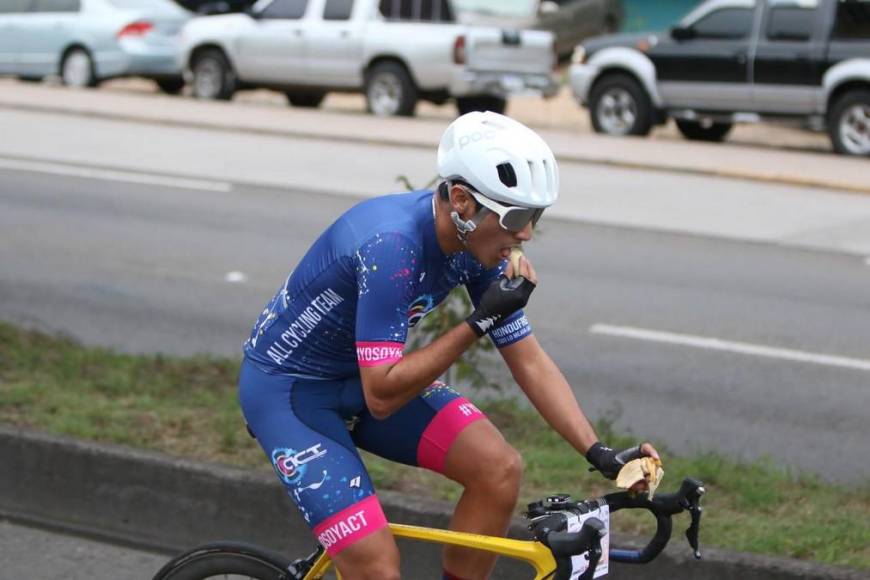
[509,247,523,278]
[616,457,664,498]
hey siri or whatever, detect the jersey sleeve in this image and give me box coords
[465,260,533,349]
[354,232,421,367]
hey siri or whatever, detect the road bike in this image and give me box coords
[152,477,706,579]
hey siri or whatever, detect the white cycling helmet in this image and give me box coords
[437,111,559,209]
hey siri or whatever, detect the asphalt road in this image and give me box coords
[1,164,868,482]
[0,519,167,580]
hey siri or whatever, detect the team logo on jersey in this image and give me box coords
[272,444,327,485]
[407,294,435,327]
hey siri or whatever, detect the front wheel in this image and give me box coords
[190,49,236,101]
[588,73,653,136]
[455,95,507,115]
[828,89,870,156]
[152,542,295,580]
[675,119,733,142]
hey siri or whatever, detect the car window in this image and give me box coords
[766,5,817,41]
[260,0,308,19]
[693,7,754,39]
[0,0,33,13]
[32,0,81,12]
[324,0,353,20]
[379,0,454,22]
[832,0,870,39]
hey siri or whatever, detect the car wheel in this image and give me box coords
[675,119,733,142]
[588,73,653,136]
[191,49,236,101]
[285,92,326,108]
[828,90,870,156]
[455,95,507,115]
[61,47,97,88]
[156,78,185,95]
[365,61,418,117]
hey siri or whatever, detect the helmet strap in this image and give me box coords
[450,207,490,246]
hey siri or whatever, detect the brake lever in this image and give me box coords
[683,484,706,559]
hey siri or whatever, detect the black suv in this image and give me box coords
[569,0,870,156]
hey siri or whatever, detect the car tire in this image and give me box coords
[285,92,326,108]
[191,48,236,101]
[156,78,185,95]
[675,119,733,142]
[455,95,507,115]
[827,89,870,156]
[588,73,653,137]
[364,61,418,117]
[60,47,97,88]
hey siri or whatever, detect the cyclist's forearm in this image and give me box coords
[512,347,599,455]
[367,322,477,417]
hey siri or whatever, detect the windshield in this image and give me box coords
[451,0,536,18]
[108,0,187,14]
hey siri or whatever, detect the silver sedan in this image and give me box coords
[0,0,191,93]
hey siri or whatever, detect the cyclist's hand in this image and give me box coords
[586,441,661,483]
[466,275,535,337]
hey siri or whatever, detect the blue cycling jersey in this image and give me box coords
[243,189,532,378]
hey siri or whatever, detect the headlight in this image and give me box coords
[571,45,587,66]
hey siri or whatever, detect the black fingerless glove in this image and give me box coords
[585,442,644,480]
[466,276,536,337]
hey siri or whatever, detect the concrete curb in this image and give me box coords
[1,425,863,579]
[1,91,868,196]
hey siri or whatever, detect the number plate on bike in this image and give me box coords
[565,505,609,578]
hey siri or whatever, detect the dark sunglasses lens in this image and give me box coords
[502,207,544,232]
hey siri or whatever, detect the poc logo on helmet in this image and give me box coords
[458,130,496,149]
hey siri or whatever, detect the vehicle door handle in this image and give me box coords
[293,29,303,37]
[736,54,747,65]
[340,30,350,38]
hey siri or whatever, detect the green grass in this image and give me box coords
[1,322,867,570]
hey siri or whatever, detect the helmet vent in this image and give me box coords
[496,163,517,188]
[543,158,555,194]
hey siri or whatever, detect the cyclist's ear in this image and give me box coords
[449,184,477,219]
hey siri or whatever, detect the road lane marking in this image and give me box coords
[590,324,870,372]
[224,271,248,283]
[0,157,232,192]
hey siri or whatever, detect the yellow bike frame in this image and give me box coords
[303,523,559,579]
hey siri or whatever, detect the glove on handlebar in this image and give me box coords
[466,276,536,337]
[585,442,645,480]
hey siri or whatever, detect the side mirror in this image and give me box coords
[539,1,559,16]
[670,25,694,41]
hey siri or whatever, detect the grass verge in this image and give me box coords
[1,322,867,570]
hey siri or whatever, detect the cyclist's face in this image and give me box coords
[449,184,533,268]
[468,206,533,269]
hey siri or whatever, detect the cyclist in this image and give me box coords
[238,112,660,580]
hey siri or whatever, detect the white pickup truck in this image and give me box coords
[178,0,559,116]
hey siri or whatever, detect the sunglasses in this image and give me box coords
[463,186,545,233]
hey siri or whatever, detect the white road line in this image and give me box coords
[224,271,248,283]
[0,157,232,192]
[590,324,870,372]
